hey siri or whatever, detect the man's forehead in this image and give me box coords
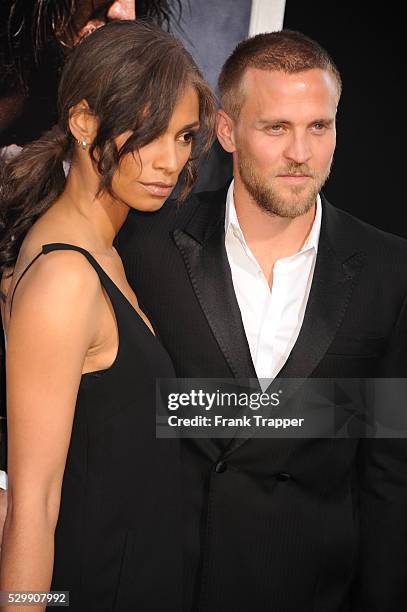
[242,67,336,92]
[238,67,339,113]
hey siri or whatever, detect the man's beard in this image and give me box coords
[237,151,332,219]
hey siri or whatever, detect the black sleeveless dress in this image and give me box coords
[11,243,181,611]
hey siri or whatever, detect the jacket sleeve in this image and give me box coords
[352,292,407,611]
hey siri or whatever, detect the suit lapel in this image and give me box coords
[172,188,255,459]
[172,188,256,380]
[278,208,365,379]
[224,197,366,455]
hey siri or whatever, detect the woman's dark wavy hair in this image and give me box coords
[0,19,216,292]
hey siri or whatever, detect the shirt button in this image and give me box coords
[276,472,291,481]
[215,461,227,474]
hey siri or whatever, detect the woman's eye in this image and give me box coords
[179,132,195,144]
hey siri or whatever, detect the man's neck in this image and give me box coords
[232,180,317,286]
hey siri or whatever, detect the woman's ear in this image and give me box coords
[68,99,98,147]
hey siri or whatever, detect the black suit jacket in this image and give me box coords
[117,185,407,612]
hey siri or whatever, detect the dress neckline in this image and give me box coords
[41,243,158,340]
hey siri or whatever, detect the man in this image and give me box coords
[170,2,406,239]
[117,31,407,611]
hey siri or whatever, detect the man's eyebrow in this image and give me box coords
[257,118,290,125]
[308,118,335,125]
[256,118,335,126]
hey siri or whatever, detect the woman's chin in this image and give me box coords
[129,197,170,213]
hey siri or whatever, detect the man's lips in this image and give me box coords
[138,182,175,197]
[277,174,313,183]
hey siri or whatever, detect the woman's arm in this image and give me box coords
[0,250,101,611]
[0,487,6,553]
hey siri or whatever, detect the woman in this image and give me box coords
[0,20,215,611]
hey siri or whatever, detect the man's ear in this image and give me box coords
[216,109,237,153]
[68,99,98,146]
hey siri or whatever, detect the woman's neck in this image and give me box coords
[54,162,130,251]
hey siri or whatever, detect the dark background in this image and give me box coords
[284,1,406,237]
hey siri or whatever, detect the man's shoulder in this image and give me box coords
[119,184,229,244]
[323,197,407,258]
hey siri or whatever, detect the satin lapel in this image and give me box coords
[173,192,256,459]
[173,222,256,380]
[224,199,366,456]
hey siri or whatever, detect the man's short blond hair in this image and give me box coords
[218,30,342,120]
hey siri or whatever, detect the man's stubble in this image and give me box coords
[237,150,333,219]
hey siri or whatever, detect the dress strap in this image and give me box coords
[9,249,45,314]
[9,243,117,315]
[41,243,107,278]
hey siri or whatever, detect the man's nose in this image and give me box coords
[284,133,312,165]
[107,0,136,21]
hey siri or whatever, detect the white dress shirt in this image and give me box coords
[225,180,322,382]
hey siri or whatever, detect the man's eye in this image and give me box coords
[313,123,325,130]
[268,125,283,132]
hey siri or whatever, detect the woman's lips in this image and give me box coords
[138,182,175,198]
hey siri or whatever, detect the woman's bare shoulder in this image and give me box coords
[3,243,102,342]
[17,246,99,301]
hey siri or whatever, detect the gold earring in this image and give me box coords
[76,139,87,150]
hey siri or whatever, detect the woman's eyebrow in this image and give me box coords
[179,121,201,131]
